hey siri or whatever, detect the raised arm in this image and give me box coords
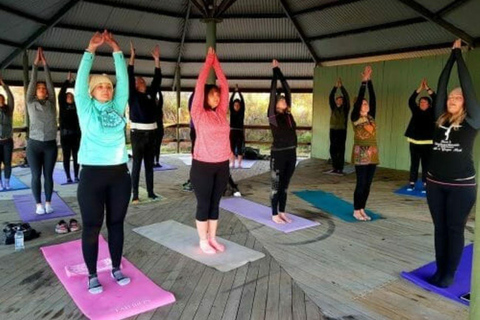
[75,32,104,114]
[435,49,456,120]
[329,86,337,111]
[351,82,366,122]
[0,79,14,114]
[212,53,229,115]
[127,42,136,97]
[268,61,280,126]
[103,31,128,114]
[454,48,480,128]
[276,67,291,108]
[340,84,350,112]
[191,49,215,123]
[150,45,162,97]
[59,72,73,109]
[41,54,56,106]
[367,81,376,119]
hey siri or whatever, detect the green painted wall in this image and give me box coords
[312,50,480,171]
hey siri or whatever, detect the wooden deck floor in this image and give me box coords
[0,157,472,320]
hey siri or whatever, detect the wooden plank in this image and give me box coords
[292,282,307,320]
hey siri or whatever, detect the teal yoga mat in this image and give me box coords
[294,190,383,222]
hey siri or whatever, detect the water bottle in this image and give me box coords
[14,228,25,251]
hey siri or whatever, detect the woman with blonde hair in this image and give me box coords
[426,39,480,288]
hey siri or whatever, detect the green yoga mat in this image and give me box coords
[294,190,383,222]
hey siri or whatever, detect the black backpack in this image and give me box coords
[3,223,41,245]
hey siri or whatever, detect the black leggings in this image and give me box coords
[131,130,156,199]
[354,164,376,210]
[330,129,347,171]
[154,127,164,163]
[409,143,431,183]
[270,148,296,216]
[190,128,196,155]
[230,130,245,156]
[190,159,229,221]
[426,180,476,277]
[26,139,57,203]
[78,164,131,275]
[61,134,80,180]
[0,138,13,180]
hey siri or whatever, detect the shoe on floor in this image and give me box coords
[55,220,70,234]
[132,198,140,205]
[149,194,160,201]
[69,219,81,232]
[111,268,131,286]
[88,275,103,294]
[233,191,242,197]
[66,178,73,184]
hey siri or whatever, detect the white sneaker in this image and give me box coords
[233,191,242,197]
[36,205,46,215]
[45,203,54,214]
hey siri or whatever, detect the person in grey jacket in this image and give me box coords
[0,77,14,190]
[26,48,58,214]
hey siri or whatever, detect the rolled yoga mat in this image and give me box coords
[13,192,76,222]
[394,180,426,198]
[133,220,265,272]
[293,190,383,222]
[401,244,472,306]
[0,175,29,192]
[219,197,320,233]
[153,163,177,171]
[41,236,176,320]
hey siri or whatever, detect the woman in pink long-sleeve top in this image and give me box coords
[190,47,231,254]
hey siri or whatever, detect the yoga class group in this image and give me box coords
[0,31,477,300]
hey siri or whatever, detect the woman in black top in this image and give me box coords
[229,84,245,168]
[405,78,436,192]
[426,39,480,288]
[59,71,81,183]
[0,77,14,190]
[268,60,297,224]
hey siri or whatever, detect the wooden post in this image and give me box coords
[175,65,181,154]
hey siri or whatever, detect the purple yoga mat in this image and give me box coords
[52,169,77,185]
[13,192,76,222]
[401,244,472,306]
[153,163,177,171]
[220,197,320,233]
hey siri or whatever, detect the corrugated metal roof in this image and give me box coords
[296,0,420,38]
[179,78,313,90]
[0,0,70,20]
[312,21,453,60]
[182,42,312,61]
[443,0,480,38]
[0,0,476,91]
[0,11,42,43]
[186,18,298,41]
[61,1,183,39]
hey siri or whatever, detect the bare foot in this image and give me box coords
[272,215,286,224]
[360,209,371,221]
[209,238,225,252]
[353,210,366,221]
[279,212,292,223]
[199,240,216,254]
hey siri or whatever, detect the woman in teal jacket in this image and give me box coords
[75,31,131,294]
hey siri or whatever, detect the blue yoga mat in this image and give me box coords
[401,244,472,306]
[0,175,29,192]
[294,190,383,222]
[394,180,425,198]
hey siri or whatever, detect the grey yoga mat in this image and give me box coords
[133,220,265,272]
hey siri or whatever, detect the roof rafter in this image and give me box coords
[279,0,319,64]
[0,0,81,69]
[173,1,193,90]
[436,0,472,17]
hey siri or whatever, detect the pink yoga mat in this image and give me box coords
[220,197,320,233]
[41,237,175,320]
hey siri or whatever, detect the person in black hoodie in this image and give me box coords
[59,71,81,183]
[328,78,350,174]
[268,60,297,224]
[426,39,480,288]
[128,42,161,203]
[405,78,436,192]
[229,84,245,168]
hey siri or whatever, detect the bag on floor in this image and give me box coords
[2,222,41,245]
[244,147,260,160]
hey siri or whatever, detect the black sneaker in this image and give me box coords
[149,194,159,201]
[66,178,73,184]
[407,183,415,191]
[88,275,103,294]
[183,182,193,192]
[111,268,130,286]
[154,163,162,168]
[74,177,80,183]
